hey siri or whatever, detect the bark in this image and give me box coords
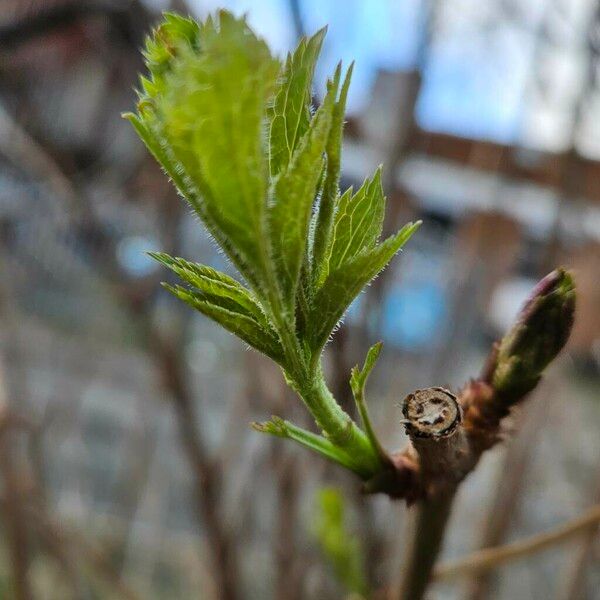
[397,494,455,600]
[396,388,464,600]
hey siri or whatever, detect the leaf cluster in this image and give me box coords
[125,11,419,383]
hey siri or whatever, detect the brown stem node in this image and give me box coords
[401,388,469,496]
[402,387,462,439]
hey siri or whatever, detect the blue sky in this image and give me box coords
[185,0,595,153]
[191,0,537,144]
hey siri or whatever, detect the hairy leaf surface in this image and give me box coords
[164,284,284,362]
[328,168,385,272]
[157,13,280,286]
[269,82,336,311]
[149,253,269,327]
[308,222,421,351]
[269,28,325,177]
[312,63,353,282]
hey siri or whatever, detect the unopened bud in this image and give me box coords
[490,268,575,403]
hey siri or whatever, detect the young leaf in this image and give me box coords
[312,63,353,282]
[269,28,326,177]
[350,342,390,462]
[149,253,270,328]
[308,221,421,352]
[350,342,382,397]
[328,167,385,272]
[252,416,364,474]
[163,284,284,363]
[132,114,260,287]
[124,114,188,195]
[140,12,201,102]
[157,12,280,286]
[268,81,337,311]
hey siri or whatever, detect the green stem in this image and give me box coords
[263,277,381,478]
[353,379,388,463]
[297,370,382,478]
[278,420,367,475]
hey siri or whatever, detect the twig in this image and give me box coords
[396,494,455,600]
[396,388,465,600]
[434,504,600,580]
[393,268,575,599]
[28,506,142,600]
[0,1,144,49]
[0,104,78,210]
[6,101,241,597]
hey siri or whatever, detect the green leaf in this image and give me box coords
[350,342,389,463]
[139,12,201,102]
[123,112,182,185]
[308,221,421,352]
[149,252,270,328]
[252,416,363,474]
[350,342,382,396]
[163,284,284,363]
[268,81,337,311]
[156,12,280,287]
[126,114,259,287]
[268,28,326,177]
[312,62,353,283]
[328,167,385,272]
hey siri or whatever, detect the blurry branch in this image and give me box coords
[0,420,33,600]
[153,334,239,600]
[273,450,301,600]
[464,392,546,600]
[28,506,142,600]
[540,2,600,272]
[287,0,305,40]
[434,504,600,581]
[0,306,33,600]
[0,1,148,49]
[25,413,88,599]
[0,104,78,210]
[0,344,141,599]
[557,473,600,600]
[0,89,241,598]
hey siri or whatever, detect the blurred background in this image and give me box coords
[0,0,599,598]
